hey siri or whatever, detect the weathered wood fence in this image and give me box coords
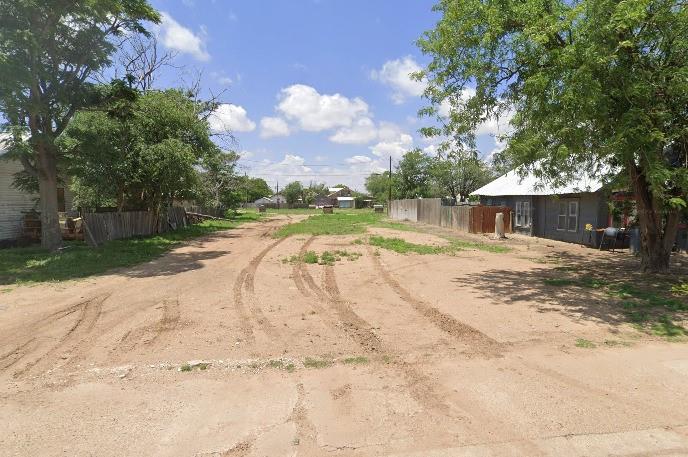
[390,199,511,234]
[83,206,188,246]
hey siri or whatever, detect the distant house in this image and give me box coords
[0,151,74,242]
[314,195,332,208]
[470,167,608,244]
[253,194,287,206]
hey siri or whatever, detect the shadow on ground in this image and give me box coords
[450,248,688,329]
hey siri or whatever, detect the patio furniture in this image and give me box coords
[599,227,627,252]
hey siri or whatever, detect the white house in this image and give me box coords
[0,151,74,242]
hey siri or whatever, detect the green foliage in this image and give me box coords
[0,219,246,285]
[396,149,433,198]
[282,181,305,205]
[672,283,688,297]
[61,89,222,212]
[430,151,493,200]
[417,0,688,271]
[302,251,319,264]
[0,0,159,249]
[365,171,398,203]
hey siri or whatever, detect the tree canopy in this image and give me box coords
[417,0,688,271]
[60,89,224,213]
[0,0,159,249]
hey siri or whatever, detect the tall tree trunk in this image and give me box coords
[629,162,677,273]
[36,143,63,251]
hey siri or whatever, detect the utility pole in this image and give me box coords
[244,172,248,208]
[276,180,280,211]
[388,156,392,216]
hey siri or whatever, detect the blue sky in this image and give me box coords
[149,0,506,191]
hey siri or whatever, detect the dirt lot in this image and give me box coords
[2,214,688,456]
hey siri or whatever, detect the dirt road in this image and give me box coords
[2,215,688,456]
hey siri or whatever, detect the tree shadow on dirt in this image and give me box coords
[450,249,688,328]
[121,249,230,278]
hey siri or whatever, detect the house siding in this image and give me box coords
[481,191,608,245]
[0,158,74,241]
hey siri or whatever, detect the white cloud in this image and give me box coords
[370,132,414,160]
[329,117,378,144]
[345,155,373,164]
[208,104,256,133]
[476,109,515,136]
[371,56,425,104]
[159,12,209,61]
[276,84,369,132]
[260,117,290,138]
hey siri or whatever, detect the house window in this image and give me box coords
[557,200,579,232]
[568,201,579,232]
[515,201,531,227]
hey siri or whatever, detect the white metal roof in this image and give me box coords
[471,167,604,197]
[328,187,344,192]
[337,196,354,201]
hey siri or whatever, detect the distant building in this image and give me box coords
[337,196,355,209]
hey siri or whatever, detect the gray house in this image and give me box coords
[471,168,608,245]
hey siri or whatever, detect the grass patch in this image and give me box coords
[544,278,579,287]
[302,251,319,264]
[0,217,257,285]
[672,282,688,297]
[343,356,369,365]
[274,211,384,237]
[284,249,362,266]
[544,275,688,341]
[575,338,597,348]
[180,364,192,372]
[369,236,445,255]
[369,234,510,256]
[650,316,687,339]
[303,357,332,369]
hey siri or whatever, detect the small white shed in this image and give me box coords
[337,196,355,209]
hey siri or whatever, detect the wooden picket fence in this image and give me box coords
[82,206,188,247]
[390,199,511,234]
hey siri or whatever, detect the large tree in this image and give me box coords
[430,150,493,201]
[396,149,433,199]
[417,0,688,272]
[0,0,159,250]
[365,171,398,203]
[282,181,305,205]
[61,90,221,215]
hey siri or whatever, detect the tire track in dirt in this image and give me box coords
[367,246,503,357]
[297,248,460,423]
[288,383,319,454]
[320,256,543,452]
[116,298,181,352]
[12,293,109,378]
[232,237,287,342]
[0,303,83,352]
